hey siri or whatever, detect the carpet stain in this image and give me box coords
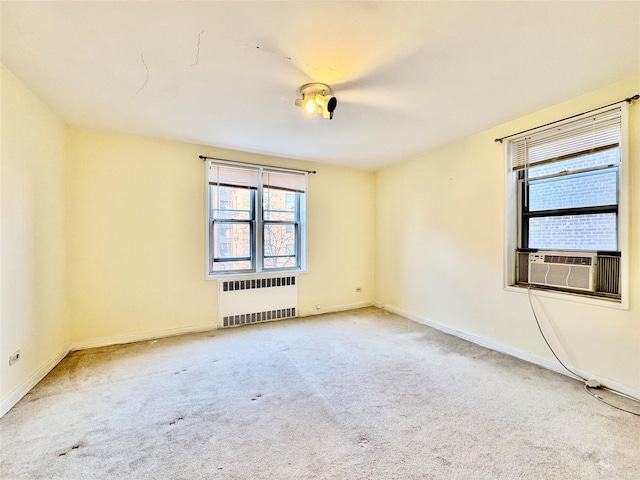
[169,416,184,426]
[435,456,451,466]
[128,454,151,470]
[524,440,554,454]
[358,436,369,447]
[582,451,602,463]
[251,394,263,401]
[57,442,84,457]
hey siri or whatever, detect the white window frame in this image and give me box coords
[503,103,629,309]
[206,159,307,278]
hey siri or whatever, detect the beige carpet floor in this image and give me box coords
[1,307,639,479]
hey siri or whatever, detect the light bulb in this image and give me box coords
[304,97,317,114]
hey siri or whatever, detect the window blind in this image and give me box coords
[511,106,621,171]
[209,164,260,189]
[263,170,307,193]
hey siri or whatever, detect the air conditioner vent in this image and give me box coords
[529,251,596,292]
[543,255,592,266]
[596,255,620,295]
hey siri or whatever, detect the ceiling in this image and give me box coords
[2,1,639,170]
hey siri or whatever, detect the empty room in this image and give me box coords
[1,1,639,479]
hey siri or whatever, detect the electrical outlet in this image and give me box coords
[355,287,362,293]
[9,350,21,366]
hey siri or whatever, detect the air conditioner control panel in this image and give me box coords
[529,252,594,265]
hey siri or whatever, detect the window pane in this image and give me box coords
[211,259,252,272]
[528,213,617,251]
[528,169,617,212]
[527,148,619,177]
[264,188,297,221]
[212,223,252,271]
[264,223,297,268]
[210,186,253,220]
[264,256,297,269]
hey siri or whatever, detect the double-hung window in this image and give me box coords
[263,170,305,270]
[207,160,307,276]
[506,104,628,302]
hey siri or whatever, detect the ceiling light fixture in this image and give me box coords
[295,83,337,120]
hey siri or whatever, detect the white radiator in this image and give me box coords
[218,276,298,328]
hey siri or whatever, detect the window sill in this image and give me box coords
[504,284,627,310]
[207,269,306,281]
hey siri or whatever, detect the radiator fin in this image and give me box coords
[222,276,295,292]
[223,307,296,328]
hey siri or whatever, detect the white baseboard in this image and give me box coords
[71,322,218,351]
[1,345,70,418]
[74,302,372,350]
[376,302,640,401]
[299,301,373,317]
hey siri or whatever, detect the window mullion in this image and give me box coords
[523,204,618,219]
[527,162,619,182]
[295,192,301,267]
[209,219,215,273]
[257,169,264,273]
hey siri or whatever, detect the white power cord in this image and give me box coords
[527,285,639,416]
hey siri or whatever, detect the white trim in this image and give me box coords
[207,270,306,280]
[617,103,630,309]
[299,301,373,317]
[205,159,308,280]
[504,285,627,310]
[503,141,518,287]
[299,174,308,272]
[70,322,217,351]
[1,345,69,418]
[208,268,308,280]
[376,302,639,401]
[205,160,212,280]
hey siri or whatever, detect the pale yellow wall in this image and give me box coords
[375,76,640,392]
[301,165,374,313]
[66,127,374,345]
[1,66,69,406]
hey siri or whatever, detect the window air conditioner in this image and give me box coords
[528,251,597,292]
